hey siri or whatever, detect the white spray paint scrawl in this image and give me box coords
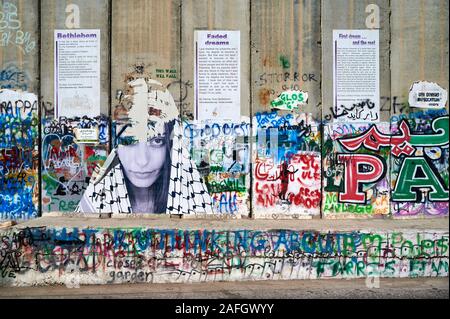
[408,81,448,109]
[270,90,308,111]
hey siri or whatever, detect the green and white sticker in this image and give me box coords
[270,90,308,110]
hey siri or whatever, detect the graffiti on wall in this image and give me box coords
[0,226,448,286]
[390,116,449,217]
[253,111,321,218]
[0,64,29,91]
[270,90,308,111]
[0,2,36,54]
[0,89,38,221]
[167,79,194,121]
[41,116,109,213]
[77,68,213,215]
[323,115,449,218]
[183,119,250,216]
[255,71,318,107]
[322,122,390,218]
[0,50,448,223]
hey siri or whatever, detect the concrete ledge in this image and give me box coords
[12,215,450,232]
[1,216,448,287]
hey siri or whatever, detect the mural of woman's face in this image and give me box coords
[117,136,167,188]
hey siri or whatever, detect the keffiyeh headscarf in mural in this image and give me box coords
[76,78,213,215]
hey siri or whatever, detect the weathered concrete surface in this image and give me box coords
[112,0,181,104]
[22,215,450,232]
[40,0,110,116]
[390,0,449,115]
[251,0,321,116]
[1,216,447,287]
[0,277,447,299]
[0,0,39,93]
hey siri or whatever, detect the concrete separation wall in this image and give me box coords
[1,217,448,286]
[2,0,449,222]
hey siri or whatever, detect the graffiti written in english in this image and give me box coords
[254,153,321,209]
[1,227,447,283]
[0,2,36,54]
[255,154,320,182]
[207,176,247,193]
[323,193,374,214]
[211,191,240,214]
[331,116,449,206]
[334,99,378,121]
[337,153,387,204]
[270,90,308,111]
[0,98,38,118]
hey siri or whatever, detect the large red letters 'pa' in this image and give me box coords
[337,154,385,204]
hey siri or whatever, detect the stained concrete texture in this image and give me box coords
[0,277,447,299]
[11,215,450,232]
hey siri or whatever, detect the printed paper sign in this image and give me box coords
[333,29,380,122]
[194,30,240,121]
[408,81,448,109]
[74,128,99,144]
[54,29,101,118]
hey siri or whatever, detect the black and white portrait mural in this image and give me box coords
[77,78,213,215]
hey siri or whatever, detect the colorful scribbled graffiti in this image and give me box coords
[41,116,109,213]
[0,226,447,286]
[253,111,321,218]
[322,122,390,218]
[0,89,39,221]
[390,116,449,217]
[0,61,448,222]
[323,115,449,218]
[182,119,250,216]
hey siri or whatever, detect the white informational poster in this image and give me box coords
[54,29,101,118]
[333,30,380,122]
[194,30,240,121]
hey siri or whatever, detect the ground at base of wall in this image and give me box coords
[0,277,447,299]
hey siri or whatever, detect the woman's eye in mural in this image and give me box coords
[148,136,165,148]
